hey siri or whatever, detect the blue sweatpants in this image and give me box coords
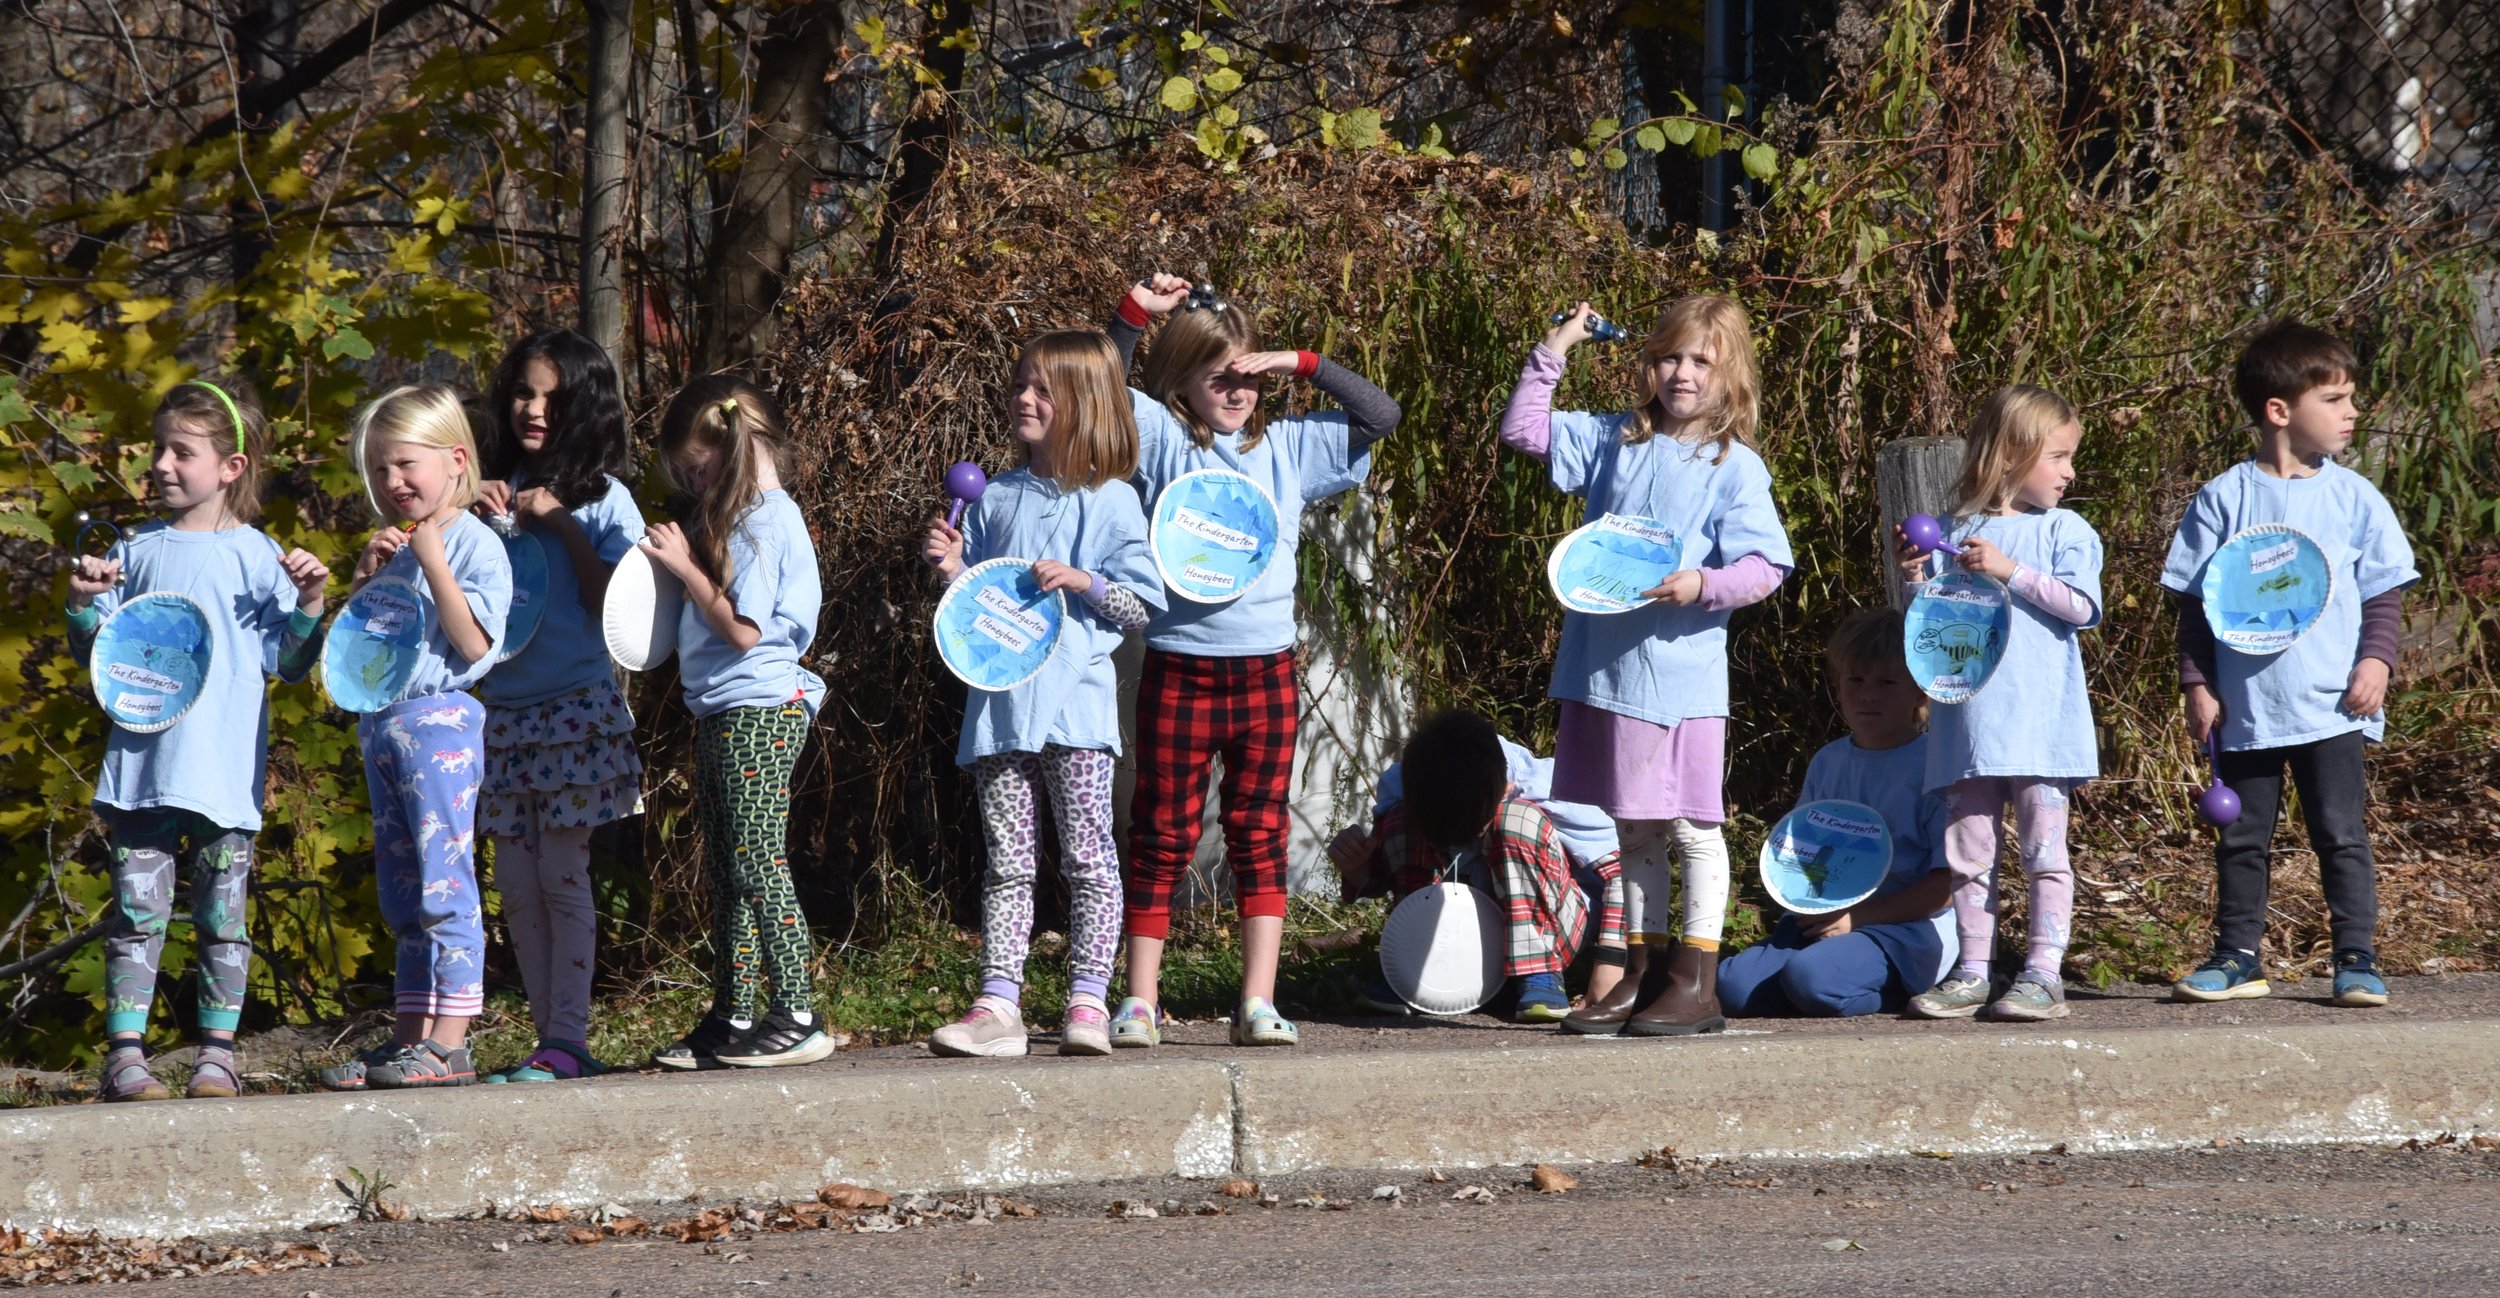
[359,692,488,1018]
[1718,916,1946,1018]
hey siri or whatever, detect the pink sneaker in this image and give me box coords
[1060,1002,1112,1056]
[928,998,1028,1058]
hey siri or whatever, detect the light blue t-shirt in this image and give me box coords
[2158,459,2418,751]
[956,468,1166,765]
[1799,733,1956,986]
[1922,507,2103,790]
[1128,392,1372,656]
[1372,734,1620,868]
[676,489,826,719]
[1542,417,1794,725]
[74,522,303,833]
[366,511,512,700]
[477,475,645,709]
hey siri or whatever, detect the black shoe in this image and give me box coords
[714,1009,837,1068]
[652,1013,749,1071]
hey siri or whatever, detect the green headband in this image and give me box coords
[182,379,247,441]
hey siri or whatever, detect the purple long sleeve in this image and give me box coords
[2009,565,2097,627]
[2358,588,2403,668]
[1498,345,1566,461]
[1698,552,1786,612]
[2175,594,2218,690]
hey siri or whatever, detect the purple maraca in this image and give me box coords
[1899,513,1961,557]
[2197,735,2241,827]
[944,461,988,528]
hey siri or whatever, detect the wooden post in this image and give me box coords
[580,0,632,364]
[1875,436,1965,609]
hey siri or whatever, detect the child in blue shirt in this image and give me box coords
[1103,273,1403,1050]
[319,384,513,1090]
[1718,610,1955,1018]
[919,330,1166,1058]
[643,375,835,1071]
[470,330,647,1082]
[66,378,330,1101]
[2160,321,2417,1007]
[1898,385,2101,1023]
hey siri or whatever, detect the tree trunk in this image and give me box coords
[693,0,845,372]
[870,0,974,278]
[229,0,300,346]
[581,0,634,364]
[1876,437,1965,610]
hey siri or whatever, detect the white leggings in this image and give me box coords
[1617,818,1729,946]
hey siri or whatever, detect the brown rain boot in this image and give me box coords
[1562,947,1668,1036]
[1624,941,1725,1037]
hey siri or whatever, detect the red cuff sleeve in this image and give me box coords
[1294,350,1320,378]
[1116,296,1152,328]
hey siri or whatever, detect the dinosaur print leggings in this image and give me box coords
[100,807,254,1037]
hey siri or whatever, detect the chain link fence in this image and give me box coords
[2263,0,2497,217]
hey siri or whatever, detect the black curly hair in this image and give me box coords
[1400,709,1509,850]
[484,329,632,508]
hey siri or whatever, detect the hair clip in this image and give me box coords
[718,397,741,422]
[1183,284,1228,314]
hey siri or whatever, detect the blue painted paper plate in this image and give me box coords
[323,576,429,713]
[497,529,550,663]
[1904,570,2013,704]
[933,558,1066,693]
[1758,799,1893,915]
[89,591,215,733]
[2201,523,2333,656]
[1150,469,1282,604]
[1544,514,1686,614]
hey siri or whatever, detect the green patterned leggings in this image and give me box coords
[100,807,253,1037]
[692,703,814,1019]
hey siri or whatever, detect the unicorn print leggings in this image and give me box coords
[359,691,489,1018]
[1942,777,2075,979]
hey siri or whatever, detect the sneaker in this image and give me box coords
[652,1013,750,1071]
[316,1040,403,1092]
[366,1041,477,1088]
[1908,972,1992,1020]
[1358,976,1414,1016]
[2172,949,2269,1003]
[928,998,1029,1058]
[100,1050,170,1103]
[484,1040,604,1084]
[1229,996,1300,1047]
[1984,974,2069,1022]
[1109,997,1160,1049]
[1059,1001,1112,1057]
[1513,972,1570,1023]
[2333,950,2389,1008]
[717,1009,840,1067]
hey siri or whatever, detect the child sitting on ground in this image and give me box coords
[1717,610,1955,1018]
[1328,709,1625,1022]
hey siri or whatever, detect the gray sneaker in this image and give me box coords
[1059,1002,1112,1057]
[1984,975,2069,1021]
[1908,973,1992,1020]
[928,999,1029,1058]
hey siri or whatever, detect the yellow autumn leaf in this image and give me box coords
[38,320,100,367]
[117,297,175,325]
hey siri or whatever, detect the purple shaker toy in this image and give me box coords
[944,462,988,528]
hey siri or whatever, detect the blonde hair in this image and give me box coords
[350,384,481,520]
[156,376,269,525]
[1140,298,1265,451]
[1953,384,2078,516]
[1624,295,1760,462]
[657,373,792,589]
[1017,331,1139,490]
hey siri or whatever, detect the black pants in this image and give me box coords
[2213,730,2377,957]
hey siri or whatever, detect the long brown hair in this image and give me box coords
[1017,331,1138,490]
[1140,296,1266,451]
[657,373,791,587]
[156,377,269,525]
[1953,384,2077,516]
[1623,294,1760,463]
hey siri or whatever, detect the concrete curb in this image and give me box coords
[8,1020,2496,1237]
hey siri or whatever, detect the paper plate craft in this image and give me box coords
[497,528,550,663]
[1758,799,1893,915]
[2200,523,2332,655]
[1544,514,1686,614]
[1377,880,1506,1016]
[933,558,1066,692]
[89,591,215,733]
[322,576,428,714]
[602,543,685,672]
[1149,469,1282,604]
[1904,570,2013,704]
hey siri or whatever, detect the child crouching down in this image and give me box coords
[1717,610,1955,1017]
[1329,710,1627,1022]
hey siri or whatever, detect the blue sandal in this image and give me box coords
[484,1040,605,1084]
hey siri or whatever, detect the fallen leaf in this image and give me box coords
[1822,1238,1865,1252]
[1530,1165,1578,1194]
[1217,1178,1259,1199]
[526,1205,571,1224]
[1451,1185,1495,1203]
[1370,1185,1401,1201]
[998,1200,1040,1219]
[564,1228,602,1246]
[818,1184,893,1211]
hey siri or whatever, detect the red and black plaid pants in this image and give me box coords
[1124,649,1298,938]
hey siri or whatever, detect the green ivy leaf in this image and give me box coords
[1635,124,1667,152]
[1180,28,1206,51]
[1334,107,1384,150]
[1601,147,1628,170]
[1205,67,1243,95]
[1663,118,1697,147]
[1568,147,1588,168]
[1159,76,1198,113]
[1193,114,1230,159]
